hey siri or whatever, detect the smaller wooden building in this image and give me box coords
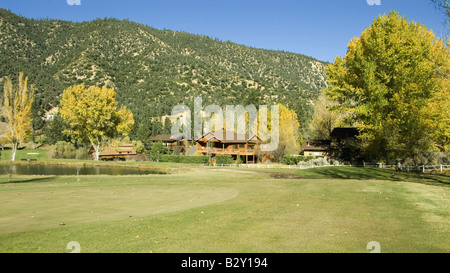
[151,133,188,153]
[97,144,137,161]
[301,140,331,157]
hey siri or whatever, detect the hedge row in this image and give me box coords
[159,155,209,164]
[215,154,234,165]
[281,155,314,165]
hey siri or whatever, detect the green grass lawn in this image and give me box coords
[0,165,448,253]
[0,147,49,161]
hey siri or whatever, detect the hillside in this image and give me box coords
[0,9,328,139]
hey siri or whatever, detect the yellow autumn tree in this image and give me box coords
[326,11,449,160]
[2,73,34,161]
[276,104,302,159]
[308,93,345,140]
[256,104,301,161]
[59,85,134,161]
[426,40,450,151]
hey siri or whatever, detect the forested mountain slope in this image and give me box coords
[0,9,327,138]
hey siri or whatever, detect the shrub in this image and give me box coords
[159,154,209,164]
[282,155,300,165]
[215,154,234,165]
[311,157,329,166]
[305,156,314,162]
[402,152,450,166]
[76,146,91,160]
[149,141,167,162]
[132,140,145,154]
[48,141,76,159]
[181,155,209,164]
[296,156,330,167]
[281,155,316,165]
[160,155,181,163]
[236,155,243,165]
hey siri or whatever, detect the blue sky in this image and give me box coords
[0,0,447,62]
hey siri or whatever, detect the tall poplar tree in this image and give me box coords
[2,73,34,161]
[326,11,449,161]
[258,104,302,161]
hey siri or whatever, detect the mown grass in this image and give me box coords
[295,166,450,186]
[0,148,49,161]
[0,166,448,253]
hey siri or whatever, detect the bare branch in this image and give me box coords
[431,0,450,23]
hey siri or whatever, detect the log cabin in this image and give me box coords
[195,129,262,164]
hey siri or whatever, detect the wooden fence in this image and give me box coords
[401,165,450,173]
[213,163,450,173]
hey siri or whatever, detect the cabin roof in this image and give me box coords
[301,140,331,151]
[196,130,261,144]
[151,133,187,142]
[99,144,137,157]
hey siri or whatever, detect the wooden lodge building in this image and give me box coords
[151,129,263,163]
[195,129,262,164]
[148,127,361,163]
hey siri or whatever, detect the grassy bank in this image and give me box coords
[0,166,448,253]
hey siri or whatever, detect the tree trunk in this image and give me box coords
[91,141,101,161]
[11,141,18,162]
[8,141,18,182]
[8,159,12,182]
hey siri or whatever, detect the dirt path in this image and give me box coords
[209,168,261,175]
[208,167,308,179]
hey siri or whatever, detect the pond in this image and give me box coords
[0,163,167,176]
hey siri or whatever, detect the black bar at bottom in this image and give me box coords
[2,253,445,272]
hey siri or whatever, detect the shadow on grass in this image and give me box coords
[0,176,58,184]
[297,167,450,188]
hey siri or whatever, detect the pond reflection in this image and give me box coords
[0,164,165,176]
